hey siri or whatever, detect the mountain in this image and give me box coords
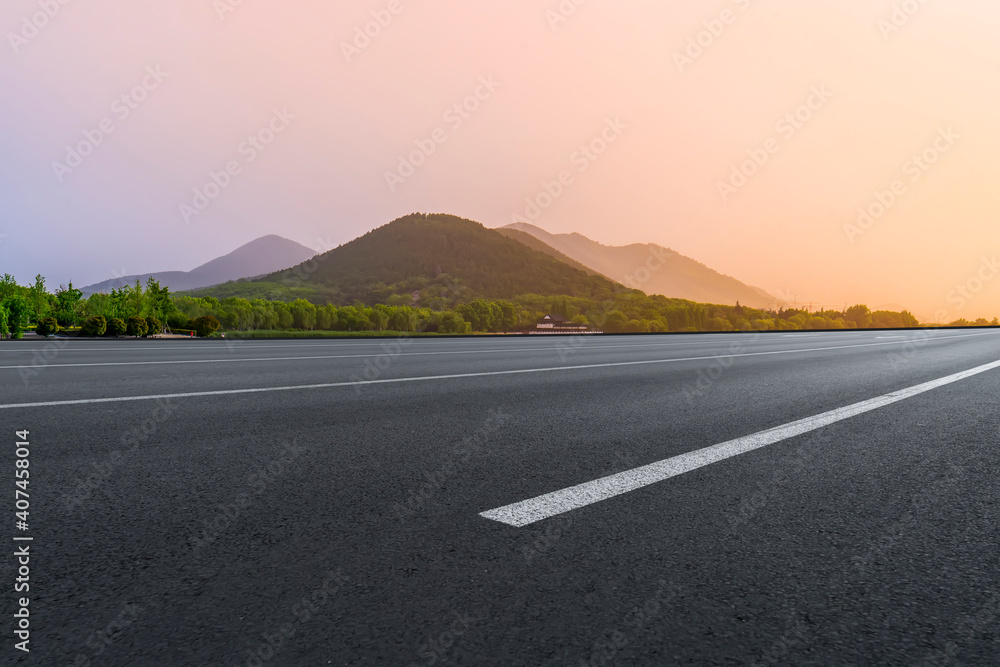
[186,214,622,304]
[501,222,780,308]
[81,235,317,295]
[493,227,601,277]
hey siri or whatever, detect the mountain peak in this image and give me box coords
[191,235,316,275]
[80,234,317,295]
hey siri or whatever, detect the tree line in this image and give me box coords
[1,272,997,338]
[0,274,214,338]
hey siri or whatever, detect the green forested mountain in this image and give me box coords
[184,213,623,307]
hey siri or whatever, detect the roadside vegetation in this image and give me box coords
[1,272,996,339]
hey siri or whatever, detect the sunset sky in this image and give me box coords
[2,0,999,321]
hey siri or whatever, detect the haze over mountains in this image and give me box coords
[178,213,796,315]
[81,235,316,295]
[501,223,780,309]
[81,214,798,311]
[81,214,784,311]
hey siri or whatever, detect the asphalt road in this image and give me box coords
[3,329,1000,665]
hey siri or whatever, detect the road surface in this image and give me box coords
[2,330,999,665]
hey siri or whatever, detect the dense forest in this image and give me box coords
[2,272,996,338]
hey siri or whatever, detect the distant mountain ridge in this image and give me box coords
[493,227,600,277]
[81,235,316,295]
[501,222,780,308]
[184,213,622,304]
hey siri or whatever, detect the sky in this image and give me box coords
[2,0,999,321]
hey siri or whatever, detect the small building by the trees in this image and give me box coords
[534,314,589,333]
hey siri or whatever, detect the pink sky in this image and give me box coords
[2,0,999,320]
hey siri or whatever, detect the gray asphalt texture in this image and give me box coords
[2,329,1000,665]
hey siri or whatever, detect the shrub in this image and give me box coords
[191,315,221,338]
[144,317,163,336]
[126,316,148,338]
[35,317,60,336]
[80,316,107,337]
[106,318,126,337]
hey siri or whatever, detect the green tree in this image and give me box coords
[436,311,468,333]
[129,279,146,317]
[29,274,51,321]
[2,295,30,338]
[457,299,495,331]
[367,306,389,331]
[290,299,317,330]
[109,287,129,320]
[603,310,628,333]
[844,304,873,329]
[0,274,22,301]
[388,307,417,332]
[497,301,518,330]
[274,303,293,329]
[217,310,238,329]
[144,277,172,319]
[313,304,332,330]
[54,282,84,326]
[455,299,518,332]
[871,311,904,328]
[106,318,127,336]
[706,316,732,332]
[83,293,112,320]
[334,306,370,331]
[222,297,253,330]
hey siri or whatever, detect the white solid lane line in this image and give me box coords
[0,339,763,359]
[0,337,737,353]
[479,357,1000,527]
[1,330,995,371]
[2,331,999,409]
[0,339,774,368]
[0,329,963,353]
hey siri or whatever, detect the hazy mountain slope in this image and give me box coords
[81,235,316,294]
[493,227,600,276]
[502,222,780,308]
